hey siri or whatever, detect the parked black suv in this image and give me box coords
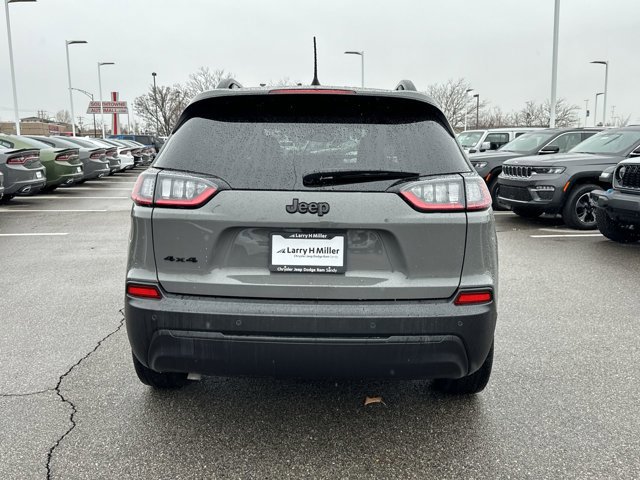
[470,128,601,208]
[591,160,640,243]
[497,127,640,229]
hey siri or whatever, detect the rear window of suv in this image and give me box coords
[155,94,469,191]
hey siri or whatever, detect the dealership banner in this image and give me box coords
[86,101,128,114]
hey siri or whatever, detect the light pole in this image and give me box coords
[4,0,36,135]
[549,0,560,127]
[464,88,474,131]
[590,60,608,126]
[152,72,159,135]
[594,92,604,127]
[71,88,96,136]
[65,40,87,136]
[344,51,364,87]
[97,61,114,138]
[473,93,480,128]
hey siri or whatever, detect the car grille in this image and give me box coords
[498,185,532,201]
[619,164,640,190]
[502,165,533,177]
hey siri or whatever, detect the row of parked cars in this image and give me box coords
[0,134,157,201]
[462,126,640,242]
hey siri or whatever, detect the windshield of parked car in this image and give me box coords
[456,131,483,148]
[569,130,640,155]
[499,132,556,153]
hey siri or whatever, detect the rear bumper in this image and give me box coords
[83,161,111,179]
[126,290,496,379]
[592,189,640,223]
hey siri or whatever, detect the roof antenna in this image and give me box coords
[311,36,320,86]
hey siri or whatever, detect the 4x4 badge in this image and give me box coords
[285,198,330,216]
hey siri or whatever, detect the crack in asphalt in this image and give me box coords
[45,309,125,480]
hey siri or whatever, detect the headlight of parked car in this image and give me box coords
[531,166,565,175]
[471,162,488,169]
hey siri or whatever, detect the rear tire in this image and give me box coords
[488,176,508,211]
[512,207,543,218]
[433,344,494,395]
[595,209,640,243]
[562,183,599,230]
[132,353,189,389]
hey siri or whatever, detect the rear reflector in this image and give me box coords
[127,284,162,299]
[454,291,493,306]
[268,88,356,95]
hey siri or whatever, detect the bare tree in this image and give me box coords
[134,84,190,136]
[514,98,579,127]
[424,78,488,129]
[55,110,72,124]
[185,67,233,98]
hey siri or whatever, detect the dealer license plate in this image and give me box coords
[270,232,346,274]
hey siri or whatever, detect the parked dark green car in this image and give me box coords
[0,134,84,191]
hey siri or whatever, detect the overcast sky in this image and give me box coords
[1,0,638,126]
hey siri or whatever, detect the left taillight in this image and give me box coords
[126,283,162,299]
[399,174,492,212]
[7,154,38,165]
[131,170,219,208]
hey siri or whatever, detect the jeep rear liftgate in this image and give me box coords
[148,92,472,300]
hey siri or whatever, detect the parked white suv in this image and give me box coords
[458,128,541,155]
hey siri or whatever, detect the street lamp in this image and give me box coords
[464,88,474,131]
[549,0,560,127]
[65,40,87,136]
[152,72,159,135]
[344,51,364,88]
[591,60,609,126]
[4,0,37,135]
[71,88,96,136]
[594,92,604,127]
[97,61,114,139]
[473,93,480,128]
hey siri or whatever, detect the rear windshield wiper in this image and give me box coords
[303,170,419,187]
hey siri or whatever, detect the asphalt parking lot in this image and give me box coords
[1,168,639,479]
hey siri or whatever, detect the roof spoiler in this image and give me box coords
[394,80,417,91]
[217,78,243,89]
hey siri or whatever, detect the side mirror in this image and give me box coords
[479,141,491,152]
[539,145,560,155]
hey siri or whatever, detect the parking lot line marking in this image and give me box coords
[0,232,69,237]
[16,196,129,199]
[0,209,108,213]
[530,233,603,238]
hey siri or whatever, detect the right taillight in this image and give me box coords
[399,174,491,212]
[89,150,106,160]
[131,170,219,208]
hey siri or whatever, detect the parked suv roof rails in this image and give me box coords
[395,80,417,91]
[217,78,243,89]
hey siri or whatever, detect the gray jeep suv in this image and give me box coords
[125,81,498,395]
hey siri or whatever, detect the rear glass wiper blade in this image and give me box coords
[303,170,420,187]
